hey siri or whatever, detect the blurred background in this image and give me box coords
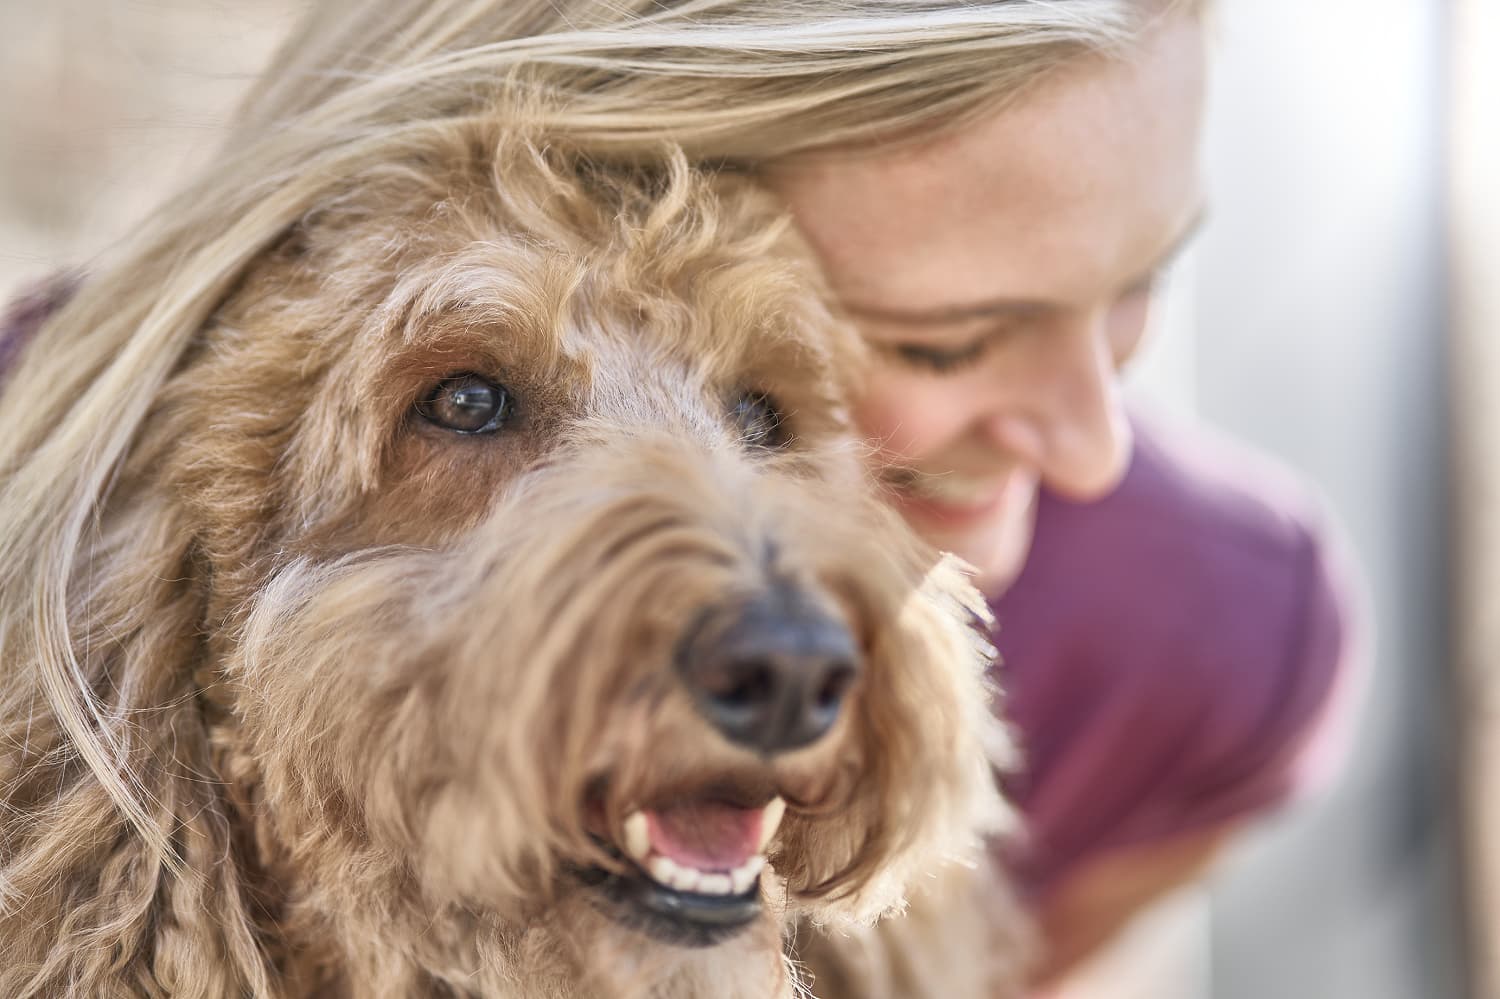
[0,2,1491,997]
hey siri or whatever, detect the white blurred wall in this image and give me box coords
[0,1,299,296]
[1187,2,1460,996]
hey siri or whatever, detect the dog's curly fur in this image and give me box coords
[0,121,1023,998]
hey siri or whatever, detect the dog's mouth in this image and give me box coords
[581,793,785,947]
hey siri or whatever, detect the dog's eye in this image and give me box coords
[732,392,790,450]
[417,373,514,435]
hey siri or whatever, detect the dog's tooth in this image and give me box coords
[669,865,702,894]
[698,873,732,896]
[757,797,786,853]
[730,856,765,895]
[648,855,680,888]
[623,811,650,861]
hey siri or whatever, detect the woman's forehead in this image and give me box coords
[765,10,1206,314]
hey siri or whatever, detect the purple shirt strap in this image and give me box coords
[0,272,81,386]
[990,411,1365,906]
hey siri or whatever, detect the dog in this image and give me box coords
[0,123,1018,997]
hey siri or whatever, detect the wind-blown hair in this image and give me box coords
[0,0,1185,944]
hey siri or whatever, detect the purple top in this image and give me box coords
[0,272,78,385]
[991,412,1363,905]
[1,281,1361,912]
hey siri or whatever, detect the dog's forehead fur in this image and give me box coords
[173,127,863,555]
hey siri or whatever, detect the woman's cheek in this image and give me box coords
[852,372,967,463]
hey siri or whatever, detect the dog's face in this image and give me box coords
[140,128,1002,993]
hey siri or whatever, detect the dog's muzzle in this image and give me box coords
[580,585,860,945]
[676,584,861,755]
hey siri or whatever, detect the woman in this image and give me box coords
[768,6,1360,986]
[0,0,1358,991]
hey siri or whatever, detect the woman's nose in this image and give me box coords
[982,311,1133,499]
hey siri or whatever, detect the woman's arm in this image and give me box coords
[1030,822,1238,990]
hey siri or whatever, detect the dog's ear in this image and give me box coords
[774,552,1016,928]
[0,495,276,997]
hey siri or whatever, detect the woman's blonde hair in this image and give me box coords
[0,0,1188,862]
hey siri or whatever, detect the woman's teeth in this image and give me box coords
[901,474,1007,506]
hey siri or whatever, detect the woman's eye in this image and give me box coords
[889,339,988,374]
[416,373,515,435]
[732,391,791,450]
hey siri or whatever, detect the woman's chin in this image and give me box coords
[920,504,1037,598]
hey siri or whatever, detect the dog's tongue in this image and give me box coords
[644,801,763,872]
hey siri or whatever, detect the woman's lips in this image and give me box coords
[887,471,1035,532]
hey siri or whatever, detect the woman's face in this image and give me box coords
[766,12,1206,591]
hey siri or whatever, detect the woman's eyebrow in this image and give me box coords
[843,206,1210,328]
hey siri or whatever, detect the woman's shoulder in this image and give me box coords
[990,411,1367,892]
[1095,410,1365,792]
[1045,409,1337,575]
[994,409,1361,660]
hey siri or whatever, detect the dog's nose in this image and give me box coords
[678,589,861,754]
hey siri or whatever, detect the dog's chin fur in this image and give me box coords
[0,124,1022,998]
